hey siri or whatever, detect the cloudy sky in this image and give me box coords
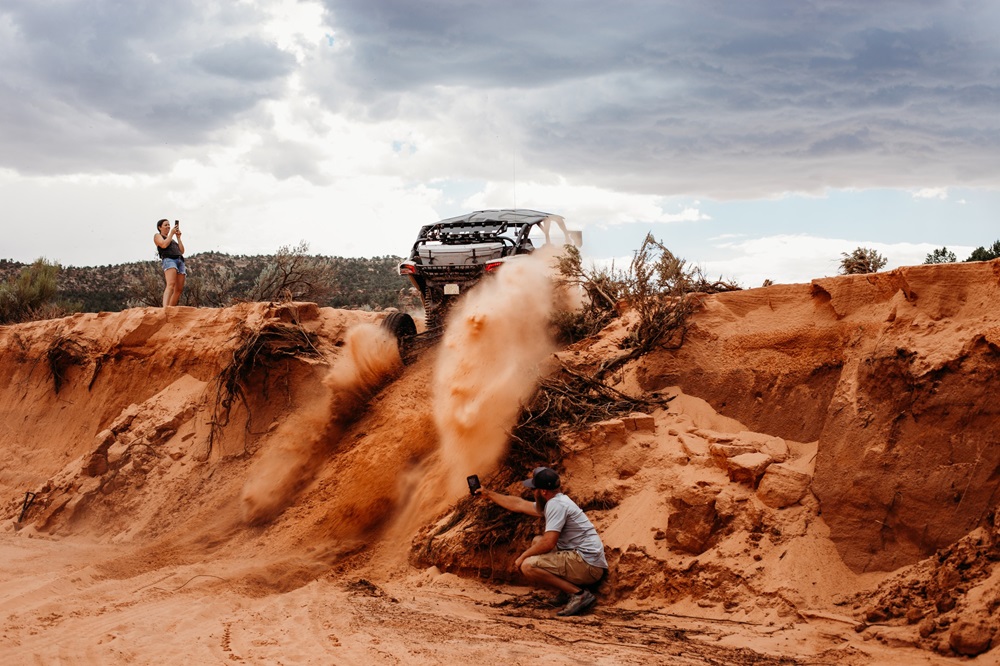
[2,0,998,287]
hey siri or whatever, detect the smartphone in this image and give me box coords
[466,474,481,495]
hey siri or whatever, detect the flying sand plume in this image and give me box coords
[242,249,562,524]
[239,323,402,525]
[432,248,560,497]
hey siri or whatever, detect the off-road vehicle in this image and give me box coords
[395,208,581,332]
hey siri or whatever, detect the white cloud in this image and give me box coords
[701,235,977,288]
[463,180,710,232]
[912,187,949,200]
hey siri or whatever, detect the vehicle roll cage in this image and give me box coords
[406,209,574,261]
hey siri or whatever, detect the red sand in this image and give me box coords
[2,259,999,664]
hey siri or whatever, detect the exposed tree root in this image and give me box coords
[209,318,323,455]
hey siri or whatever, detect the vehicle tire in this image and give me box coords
[381,312,417,339]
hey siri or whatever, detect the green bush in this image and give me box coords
[965,240,1000,262]
[0,258,67,324]
[924,247,957,264]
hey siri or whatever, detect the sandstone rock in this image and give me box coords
[106,440,129,466]
[678,434,710,457]
[271,301,320,322]
[734,431,789,462]
[664,481,734,553]
[709,442,758,461]
[623,412,655,432]
[917,616,937,638]
[109,404,140,434]
[949,618,995,656]
[589,419,627,445]
[94,429,115,449]
[725,452,772,486]
[713,487,741,519]
[612,448,642,479]
[83,453,108,477]
[151,427,177,445]
[756,463,812,508]
[695,429,735,443]
[675,482,722,506]
[666,496,722,554]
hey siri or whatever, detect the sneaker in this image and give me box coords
[556,590,596,617]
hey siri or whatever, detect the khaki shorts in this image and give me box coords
[524,550,605,586]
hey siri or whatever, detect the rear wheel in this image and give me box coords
[381,312,417,339]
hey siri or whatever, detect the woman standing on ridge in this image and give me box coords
[154,218,186,307]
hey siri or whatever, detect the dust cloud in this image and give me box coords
[239,323,402,525]
[433,249,560,497]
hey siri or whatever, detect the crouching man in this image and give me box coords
[479,467,608,616]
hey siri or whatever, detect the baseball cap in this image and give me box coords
[522,466,560,490]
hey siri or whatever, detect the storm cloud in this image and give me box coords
[313,0,1000,196]
[1,1,997,278]
[2,0,997,194]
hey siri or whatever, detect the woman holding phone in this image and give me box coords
[154,219,186,307]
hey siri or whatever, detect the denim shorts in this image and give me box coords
[162,257,187,275]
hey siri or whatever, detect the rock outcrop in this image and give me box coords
[638,260,1000,572]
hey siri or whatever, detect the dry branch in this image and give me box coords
[46,336,88,394]
[209,318,323,455]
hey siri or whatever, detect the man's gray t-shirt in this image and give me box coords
[543,493,608,569]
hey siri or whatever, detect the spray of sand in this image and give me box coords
[432,249,559,498]
[239,323,402,525]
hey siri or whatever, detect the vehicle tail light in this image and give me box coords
[484,260,504,272]
[398,262,416,275]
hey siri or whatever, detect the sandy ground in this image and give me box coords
[0,529,962,665]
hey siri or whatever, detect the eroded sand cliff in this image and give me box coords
[1,259,997,663]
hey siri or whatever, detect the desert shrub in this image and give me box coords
[182,263,240,307]
[248,241,336,303]
[924,247,957,264]
[0,258,69,323]
[123,261,165,308]
[553,234,740,349]
[839,247,887,275]
[622,234,695,353]
[552,245,626,343]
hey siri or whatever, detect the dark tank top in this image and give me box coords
[157,237,183,259]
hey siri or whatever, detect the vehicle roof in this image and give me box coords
[420,208,562,232]
[431,208,557,227]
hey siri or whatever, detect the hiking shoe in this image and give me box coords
[557,590,596,617]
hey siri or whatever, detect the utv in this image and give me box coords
[395,208,581,332]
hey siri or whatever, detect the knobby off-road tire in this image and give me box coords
[381,312,417,339]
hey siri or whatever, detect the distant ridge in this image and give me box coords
[0,252,410,313]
